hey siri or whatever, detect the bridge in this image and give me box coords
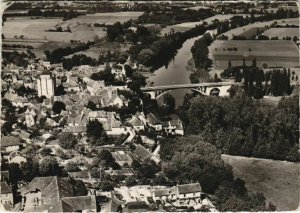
[141,82,241,99]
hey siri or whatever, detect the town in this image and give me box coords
[1,0,299,212]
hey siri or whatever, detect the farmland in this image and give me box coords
[222,154,300,211]
[220,18,299,39]
[65,41,131,59]
[161,14,238,35]
[3,12,143,43]
[160,14,261,35]
[264,28,299,39]
[2,12,143,58]
[238,26,268,39]
[209,40,299,69]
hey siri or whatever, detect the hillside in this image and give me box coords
[222,154,300,211]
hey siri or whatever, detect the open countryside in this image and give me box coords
[1,1,299,212]
[210,40,299,69]
[222,154,300,211]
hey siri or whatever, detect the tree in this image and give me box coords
[100,181,114,191]
[20,160,40,182]
[73,179,88,196]
[138,49,154,65]
[58,133,77,149]
[65,161,79,172]
[124,64,134,77]
[161,136,233,193]
[87,100,97,111]
[86,120,106,138]
[40,147,52,157]
[39,157,60,176]
[8,163,23,184]
[107,22,123,41]
[161,93,175,114]
[55,85,65,96]
[125,176,138,187]
[52,101,66,114]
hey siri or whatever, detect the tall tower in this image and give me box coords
[37,71,55,98]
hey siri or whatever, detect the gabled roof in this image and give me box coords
[62,195,97,212]
[154,188,176,197]
[68,171,89,179]
[147,113,161,125]
[43,176,74,206]
[129,116,144,127]
[134,144,152,161]
[1,181,12,194]
[20,176,54,194]
[1,136,22,147]
[49,200,75,212]
[127,201,148,210]
[177,183,202,194]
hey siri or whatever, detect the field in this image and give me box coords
[2,12,142,42]
[220,18,299,39]
[3,17,106,43]
[264,28,299,39]
[238,27,268,39]
[160,14,261,35]
[2,12,143,57]
[222,154,300,211]
[161,15,238,35]
[65,41,130,59]
[209,40,299,69]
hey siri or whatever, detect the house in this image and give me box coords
[105,168,134,177]
[99,87,127,108]
[177,183,202,199]
[19,176,98,212]
[4,91,29,107]
[111,151,133,167]
[152,183,203,202]
[1,181,14,210]
[162,119,184,136]
[1,136,23,155]
[153,188,177,202]
[86,80,105,95]
[25,106,37,127]
[8,151,27,164]
[134,144,160,163]
[67,171,97,185]
[88,111,127,135]
[1,171,9,182]
[128,116,144,132]
[146,113,162,131]
[101,197,122,213]
[44,117,59,127]
[56,196,98,212]
[124,201,149,213]
[65,125,87,135]
[66,76,80,92]
[42,98,52,108]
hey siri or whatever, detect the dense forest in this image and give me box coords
[177,94,299,162]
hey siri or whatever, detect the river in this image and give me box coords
[147,30,215,107]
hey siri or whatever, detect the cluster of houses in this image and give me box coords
[0,169,215,212]
[114,183,216,211]
[1,60,187,212]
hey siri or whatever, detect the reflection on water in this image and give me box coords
[147,34,206,106]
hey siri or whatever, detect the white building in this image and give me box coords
[37,72,55,98]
